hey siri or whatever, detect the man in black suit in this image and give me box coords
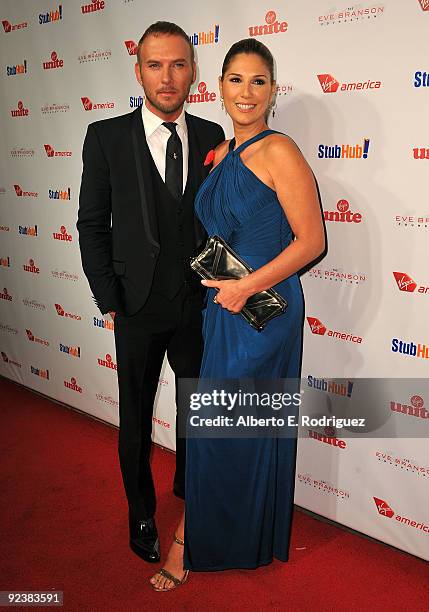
[77,21,224,564]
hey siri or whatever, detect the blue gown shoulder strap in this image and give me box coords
[230,129,284,155]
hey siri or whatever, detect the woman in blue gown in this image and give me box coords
[151,38,325,591]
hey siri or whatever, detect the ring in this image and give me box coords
[213,295,218,304]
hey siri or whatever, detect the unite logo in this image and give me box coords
[44,144,72,157]
[306,316,363,343]
[14,184,38,197]
[53,225,72,242]
[124,40,137,55]
[308,427,347,449]
[26,329,49,347]
[10,100,29,117]
[55,303,81,321]
[418,0,429,11]
[19,225,38,237]
[2,19,28,32]
[81,0,105,14]
[393,272,429,294]
[64,376,83,393]
[413,147,429,159]
[249,10,288,37]
[23,258,40,274]
[187,82,216,104]
[97,353,117,370]
[0,256,10,268]
[373,497,429,535]
[6,60,27,75]
[39,5,62,24]
[324,199,362,223]
[81,96,115,111]
[391,394,429,420]
[317,73,381,93]
[42,51,64,69]
[0,287,12,301]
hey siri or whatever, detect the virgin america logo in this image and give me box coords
[307,317,326,335]
[373,496,429,534]
[317,74,340,93]
[26,329,49,347]
[44,144,72,157]
[55,303,81,320]
[373,497,394,518]
[81,96,114,111]
[306,316,363,343]
[124,40,137,55]
[418,0,429,11]
[393,272,429,294]
[317,73,381,93]
[2,19,28,32]
[14,184,38,197]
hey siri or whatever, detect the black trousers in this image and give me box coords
[113,285,204,520]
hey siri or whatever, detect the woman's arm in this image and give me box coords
[203,135,325,313]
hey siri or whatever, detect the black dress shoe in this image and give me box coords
[129,516,160,563]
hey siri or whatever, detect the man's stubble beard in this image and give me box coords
[145,87,190,115]
[144,84,192,116]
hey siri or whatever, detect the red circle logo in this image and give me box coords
[324,425,336,437]
[198,82,207,94]
[411,395,424,408]
[60,225,66,234]
[265,10,276,24]
[51,51,57,61]
[29,259,34,266]
[337,199,349,212]
[18,101,23,110]
[71,377,76,385]
[106,354,112,362]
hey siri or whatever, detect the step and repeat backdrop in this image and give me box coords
[0,0,428,561]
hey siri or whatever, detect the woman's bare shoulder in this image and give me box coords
[212,140,230,168]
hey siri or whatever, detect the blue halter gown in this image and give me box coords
[184,130,304,571]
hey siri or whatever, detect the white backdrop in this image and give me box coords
[0,0,428,561]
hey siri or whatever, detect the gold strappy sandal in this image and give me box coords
[151,534,189,592]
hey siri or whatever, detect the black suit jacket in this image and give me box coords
[77,107,225,316]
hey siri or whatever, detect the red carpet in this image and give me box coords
[0,377,427,611]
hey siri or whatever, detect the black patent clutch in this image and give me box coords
[190,235,287,332]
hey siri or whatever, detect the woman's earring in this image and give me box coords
[220,97,224,111]
[271,101,277,118]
